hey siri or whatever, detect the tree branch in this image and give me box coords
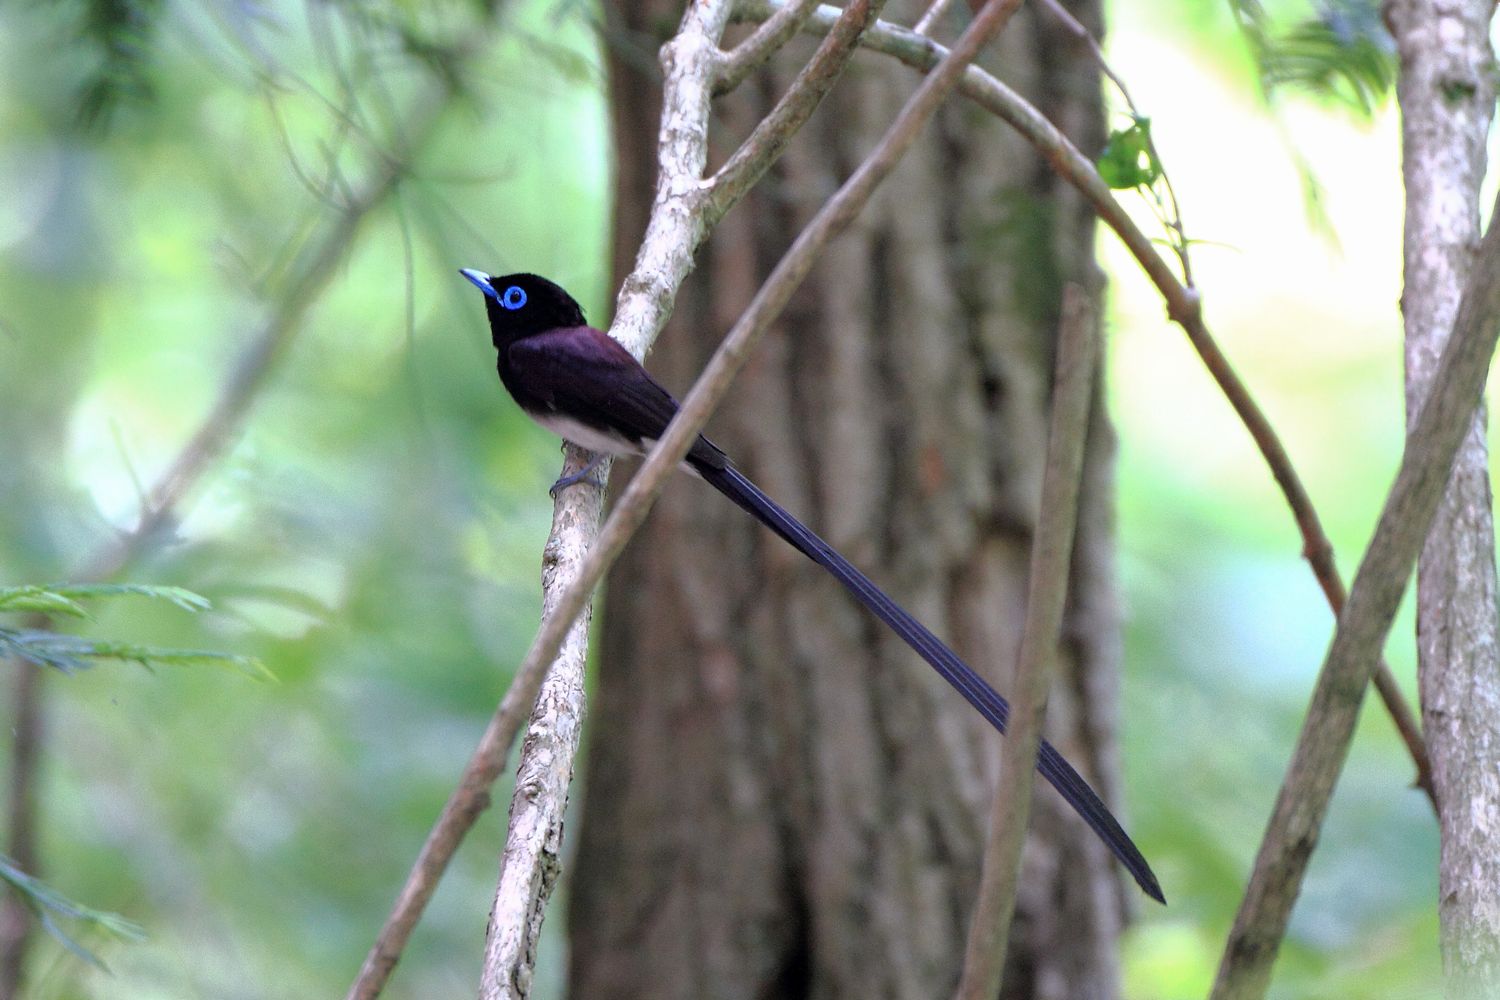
[733,0,1435,806]
[1385,0,1500,994]
[706,0,884,222]
[1209,182,1500,1000]
[352,3,744,996]
[86,105,443,584]
[475,452,604,1000]
[713,0,822,95]
[955,285,1099,1000]
[912,0,958,37]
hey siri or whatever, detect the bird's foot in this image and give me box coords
[549,455,607,499]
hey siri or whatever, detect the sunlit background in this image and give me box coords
[0,0,1475,996]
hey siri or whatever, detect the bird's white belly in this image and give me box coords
[531,413,644,457]
[528,411,706,478]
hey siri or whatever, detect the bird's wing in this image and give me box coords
[508,327,728,469]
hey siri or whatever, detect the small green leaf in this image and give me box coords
[0,587,92,619]
[0,583,212,618]
[41,584,213,614]
[0,855,145,971]
[1098,118,1162,190]
[0,627,274,681]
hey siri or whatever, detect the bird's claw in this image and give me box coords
[549,455,607,499]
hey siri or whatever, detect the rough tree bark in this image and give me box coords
[1386,1,1500,995]
[570,3,1128,997]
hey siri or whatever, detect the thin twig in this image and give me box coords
[1031,0,1192,287]
[0,87,449,1000]
[707,0,886,223]
[732,0,1435,807]
[955,285,1099,1000]
[912,0,957,37]
[714,0,823,95]
[1034,0,1136,114]
[1209,182,1500,1000]
[83,105,443,586]
[351,4,742,996]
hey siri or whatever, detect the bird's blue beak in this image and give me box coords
[460,268,500,302]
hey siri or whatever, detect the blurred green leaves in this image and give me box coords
[0,0,606,993]
[58,0,166,131]
[0,583,208,618]
[0,583,269,677]
[1231,0,1395,116]
[0,855,144,971]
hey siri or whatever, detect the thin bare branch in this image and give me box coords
[351,4,741,997]
[955,285,1099,1000]
[1210,182,1500,1000]
[714,0,822,95]
[1034,0,1136,114]
[707,0,886,223]
[1030,0,1192,287]
[82,105,443,586]
[476,445,604,1000]
[912,0,957,37]
[733,0,1435,806]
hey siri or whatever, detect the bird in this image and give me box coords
[461,268,1164,904]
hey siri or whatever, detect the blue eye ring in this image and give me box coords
[500,285,527,310]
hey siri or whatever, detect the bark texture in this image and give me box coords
[1387,1,1500,995]
[571,4,1126,997]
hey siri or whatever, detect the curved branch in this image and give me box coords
[732,0,1435,807]
[714,0,822,95]
[1210,180,1500,1000]
[707,0,884,221]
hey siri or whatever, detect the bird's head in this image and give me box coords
[460,270,587,344]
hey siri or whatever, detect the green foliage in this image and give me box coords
[0,856,144,971]
[63,0,167,130]
[1230,0,1396,116]
[0,584,209,618]
[0,0,606,993]
[1099,116,1164,190]
[0,584,268,678]
[1095,113,1192,281]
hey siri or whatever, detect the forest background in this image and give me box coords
[0,0,1459,997]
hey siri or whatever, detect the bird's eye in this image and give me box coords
[501,286,527,310]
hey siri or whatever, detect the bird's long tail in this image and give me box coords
[696,462,1164,904]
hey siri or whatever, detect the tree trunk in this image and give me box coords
[571,4,1126,997]
[1387,1,1500,995]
